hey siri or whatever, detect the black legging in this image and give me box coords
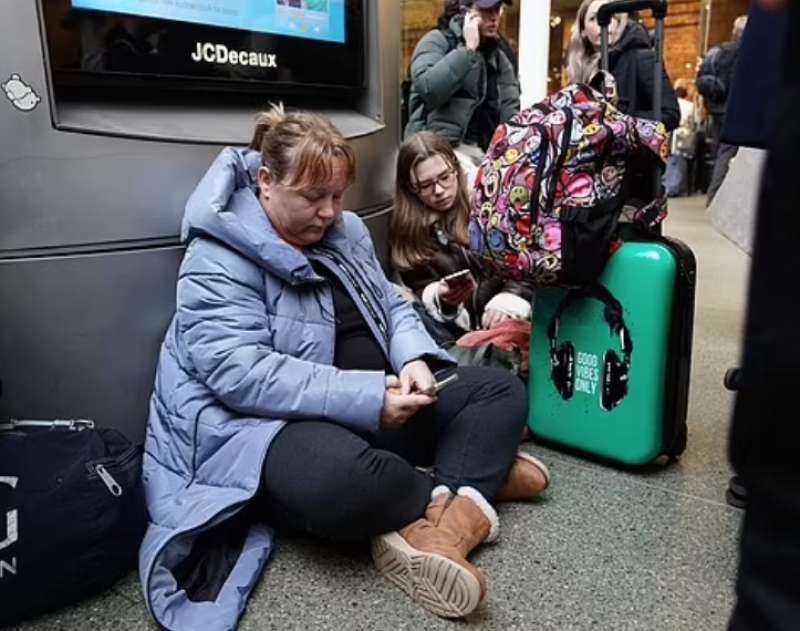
[258,366,527,542]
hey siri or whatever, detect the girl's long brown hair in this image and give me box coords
[390,132,470,271]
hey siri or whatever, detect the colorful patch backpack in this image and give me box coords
[468,83,668,286]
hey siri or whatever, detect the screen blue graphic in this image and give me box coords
[71,0,346,44]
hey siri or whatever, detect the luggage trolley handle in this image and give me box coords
[598,0,668,122]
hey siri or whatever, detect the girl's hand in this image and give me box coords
[482,308,512,330]
[438,276,477,306]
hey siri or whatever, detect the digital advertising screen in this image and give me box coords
[70,0,347,44]
[43,0,364,94]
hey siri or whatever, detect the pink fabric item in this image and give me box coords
[456,319,532,369]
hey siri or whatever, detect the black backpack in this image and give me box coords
[0,419,147,626]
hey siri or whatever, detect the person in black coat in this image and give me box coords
[721,2,798,629]
[566,0,680,131]
[722,8,787,150]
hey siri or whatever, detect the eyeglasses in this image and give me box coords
[413,169,456,195]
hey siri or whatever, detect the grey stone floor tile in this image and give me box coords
[239,457,741,631]
[8,588,154,631]
[112,570,146,605]
[474,463,741,630]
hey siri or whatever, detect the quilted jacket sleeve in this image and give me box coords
[176,239,386,433]
[410,30,481,112]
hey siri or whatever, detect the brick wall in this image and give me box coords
[708,0,751,48]
[643,0,704,84]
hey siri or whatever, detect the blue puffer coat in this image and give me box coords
[139,148,452,631]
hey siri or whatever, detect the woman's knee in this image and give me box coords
[336,446,432,526]
[461,366,527,405]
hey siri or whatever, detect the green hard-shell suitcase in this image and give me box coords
[528,237,696,465]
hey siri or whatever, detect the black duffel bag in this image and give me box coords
[0,419,147,626]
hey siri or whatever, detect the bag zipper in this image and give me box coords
[94,464,123,497]
[86,445,141,496]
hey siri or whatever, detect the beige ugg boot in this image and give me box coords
[495,451,551,502]
[371,486,499,619]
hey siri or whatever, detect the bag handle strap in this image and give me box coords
[547,284,633,357]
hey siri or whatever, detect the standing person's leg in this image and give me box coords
[707,142,739,205]
[729,3,800,629]
[259,421,433,541]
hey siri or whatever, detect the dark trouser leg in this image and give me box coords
[707,142,738,205]
[370,366,528,501]
[729,4,800,628]
[259,422,433,542]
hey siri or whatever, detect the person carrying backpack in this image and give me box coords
[696,15,748,204]
[404,0,520,182]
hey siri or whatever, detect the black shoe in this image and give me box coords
[726,475,747,509]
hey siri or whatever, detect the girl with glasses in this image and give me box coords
[390,131,534,336]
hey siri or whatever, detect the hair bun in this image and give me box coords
[249,102,286,151]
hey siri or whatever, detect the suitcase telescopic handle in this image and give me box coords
[597,0,667,27]
[598,0,668,122]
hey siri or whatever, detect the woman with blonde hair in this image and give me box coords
[139,109,551,627]
[566,0,680,130]
[391,131,534,335]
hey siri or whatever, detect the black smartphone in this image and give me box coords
[442,269,473,289]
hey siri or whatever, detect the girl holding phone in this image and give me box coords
[390,131,533,336]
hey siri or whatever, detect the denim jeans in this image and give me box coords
[258,366,527,541]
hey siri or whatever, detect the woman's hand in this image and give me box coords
[463,10,482,51]
[482,308,512,330]
[382,375,436,429]
[399,360,437,395]
[438,276,477,307]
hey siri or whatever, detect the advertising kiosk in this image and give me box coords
[0,0,399,441]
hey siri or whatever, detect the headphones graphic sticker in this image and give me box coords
[547,284,633,411]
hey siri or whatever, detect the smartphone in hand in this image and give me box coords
[433,373,459,393]
[442,269,473,289]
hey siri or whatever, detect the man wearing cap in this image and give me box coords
[404,0,520,179]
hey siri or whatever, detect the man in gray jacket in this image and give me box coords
[404,0,520,177]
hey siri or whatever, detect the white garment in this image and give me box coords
[678,97,695,128]
[454,143,484,190]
